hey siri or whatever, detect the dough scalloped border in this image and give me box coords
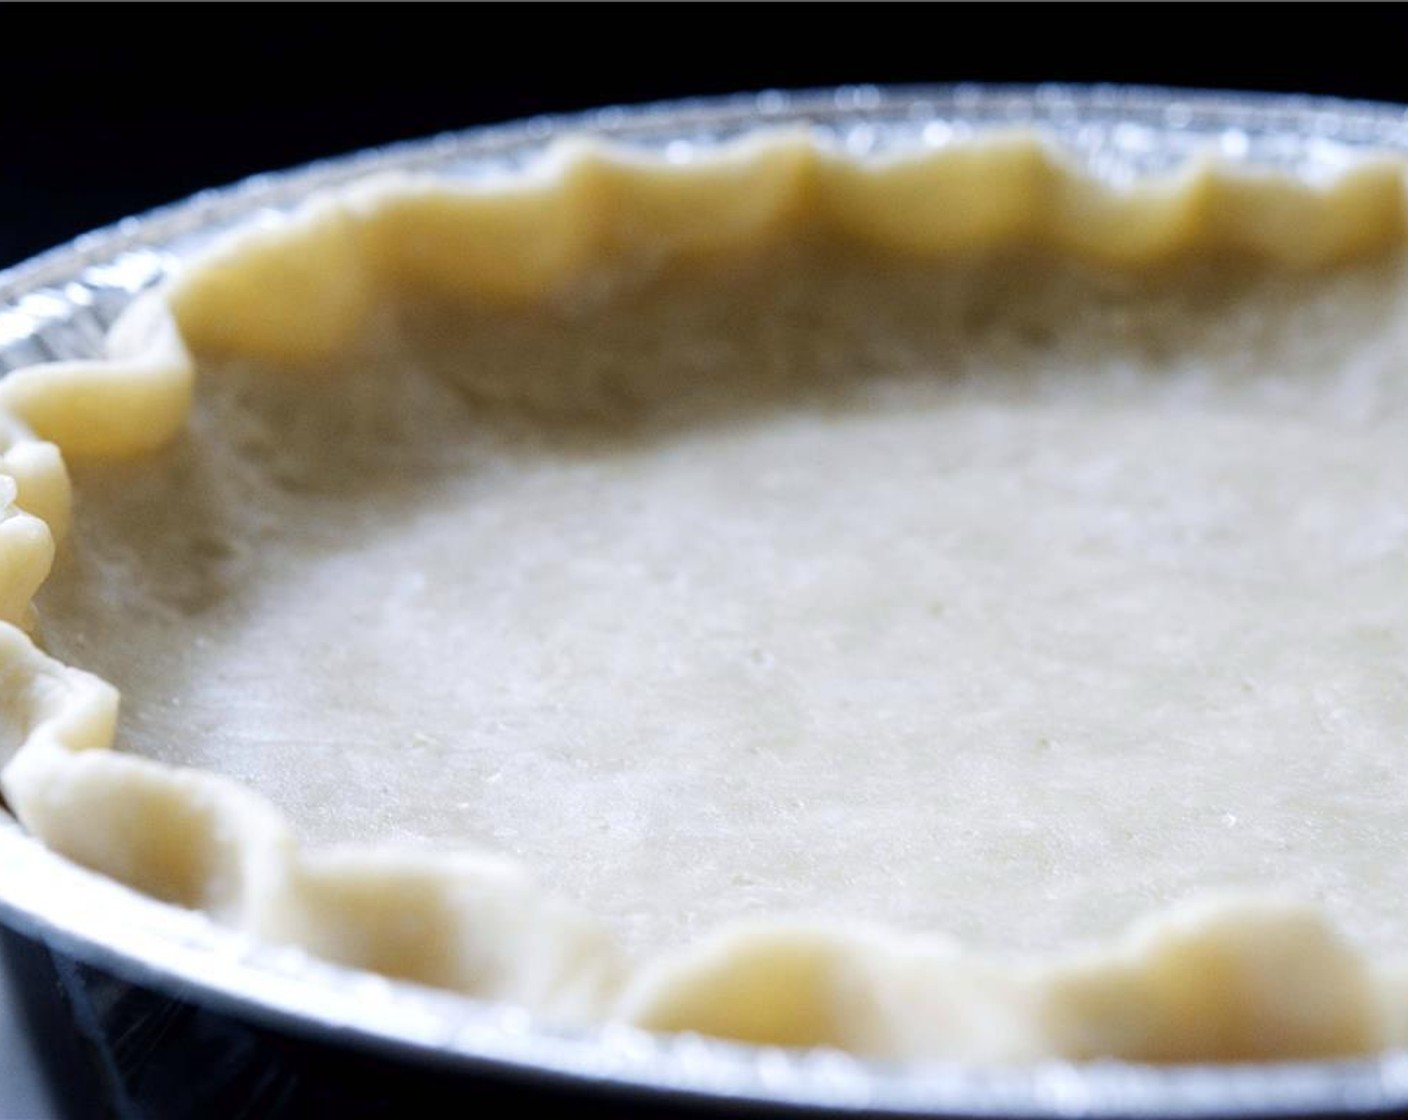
[2,131,1407,1062]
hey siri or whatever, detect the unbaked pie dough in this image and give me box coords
[5,132,1408,1062]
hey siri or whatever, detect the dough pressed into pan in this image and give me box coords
[5,132,1408,1062]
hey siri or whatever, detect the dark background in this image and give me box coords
[5,6,1408,270]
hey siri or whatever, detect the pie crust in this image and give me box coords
[4,131,1408,1063]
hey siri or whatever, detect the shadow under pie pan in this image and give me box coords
[5,85,1408,1110]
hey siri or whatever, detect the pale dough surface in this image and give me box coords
[36,243,1408,959]
[6,135,1408,1061]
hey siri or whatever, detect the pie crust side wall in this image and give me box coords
[1,132,1407,1062]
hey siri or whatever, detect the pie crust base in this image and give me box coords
[3,133,1408,1062]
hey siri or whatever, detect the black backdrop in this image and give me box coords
[5,5,1408,270]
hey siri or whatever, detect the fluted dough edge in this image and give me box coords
[1,131,1407,1059]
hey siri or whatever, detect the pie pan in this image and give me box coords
[6,84,1408,1117]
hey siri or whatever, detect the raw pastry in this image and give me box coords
[4,132,1408,1062]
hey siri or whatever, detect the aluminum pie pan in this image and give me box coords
[5,85,1408,1118]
